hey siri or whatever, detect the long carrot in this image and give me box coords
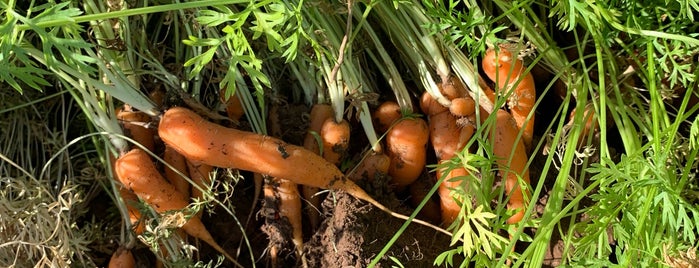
[110,154,146,235]
[158,107,453,237]
[114,148,242,267]
[482,47,536,149]
[385,117,430,188]
[301,104,334,230]
[489,110,531,224]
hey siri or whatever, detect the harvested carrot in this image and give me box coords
[301,104,334,230]
[116,106,155,152]
[163,145,190,198]
[158,107,453,237]
[320,118,351,165]
[489,110,530,224]
[114,148,241,267]
[372,100,402,133]
[385,117,429,188]
[482,47,536,149]
[108,246,135,268]
[348,150,391,182]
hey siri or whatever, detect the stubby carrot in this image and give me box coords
[320,118,350,165]
[385,117,429,188]
[348,150,391,182]
[108,246,135,268]
[372,100,402,133]
[115,148,241,267]
[482,47,536,149]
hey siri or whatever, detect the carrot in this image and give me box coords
[372,100,402,133]
[158,107,453,237]
[301,104,334,230]
[489,110,530,224]
[437,166,470,226]
[439,76,468,100]
[263,176,304,260]
[163,145,190,198]
[482,47,536,149]
[320,118,351,165]
[108,246,135,268]
[348,150,391,182]
[110,154,146,235]
[420,91,448,116]
[186,160,214,218]
[116,105,155,152]
[385,117,429,188]
[449,97,476,117]
[114,148,241,267]
[427,110,463,161]
[220,89,245,122]
[408,175,442,224]
[566,105,597,148]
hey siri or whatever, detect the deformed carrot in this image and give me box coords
[158,107,453,237]
[449,97,476,117]
[420,91,448,116]
[114,148,241,267]
[482,47,536,149]
[385,117,429,188]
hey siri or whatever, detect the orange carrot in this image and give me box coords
[301,104,334,230]
[372,100,402,133]
[114,148,241,267]
[420,91,448,116]
[427,111,463,161]
[437,166,470,226]
[220,89,245,122]
[482,47,536,149]
[263,176,303,260]
[320,118,350,165]
[108,246,135,268]
[110,153,145,235]
[186,160,213,218]
[163,145,190,198]
[348,150,391,182]
[566,105,598,148]
[385,117,429,188]
[116,106,155,152]
[449,97,476,117]
[489,110,530,224]
[158,107,453,237]
[408,175,442,224]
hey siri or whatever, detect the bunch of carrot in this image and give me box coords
[107,44,537,266]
